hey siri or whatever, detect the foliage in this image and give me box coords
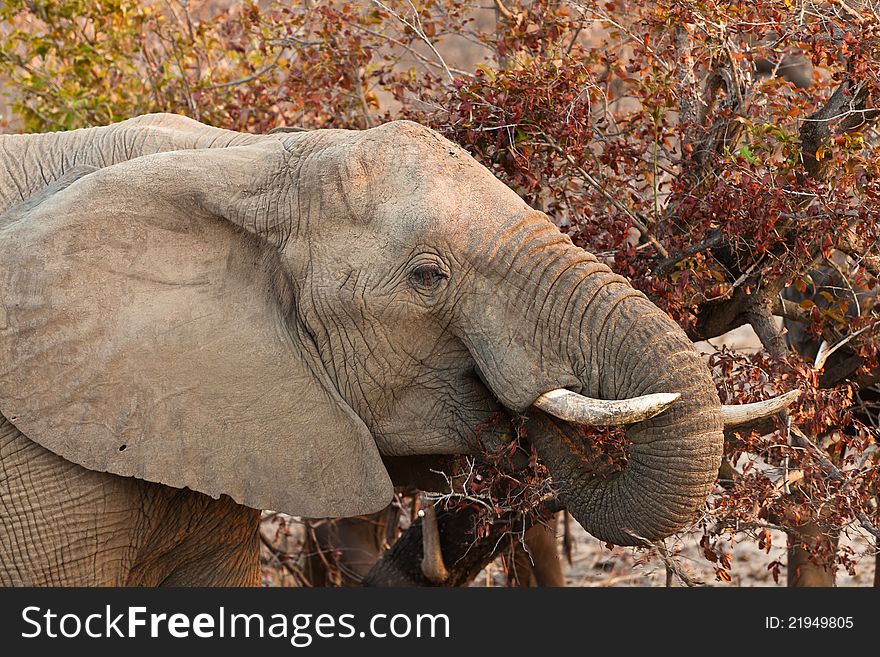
[2,0,879,585]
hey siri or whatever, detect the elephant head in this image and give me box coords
[0,117,783,546]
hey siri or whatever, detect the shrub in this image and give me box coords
[2,0,878,585]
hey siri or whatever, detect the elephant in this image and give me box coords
[0,113,785,586]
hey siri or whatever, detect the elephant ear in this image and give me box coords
[0,142,393,517]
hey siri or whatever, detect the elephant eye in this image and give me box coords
[409,263,448,290]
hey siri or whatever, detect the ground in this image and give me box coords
[485,520,875,587]
[259,511,876,587]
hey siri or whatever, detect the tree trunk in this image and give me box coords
[787,520,838,587]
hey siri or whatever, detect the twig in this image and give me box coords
[714,520,795,535]
[655,230,724,276]
[852,444,879,472]
[259,528,309,586]
[800,79,880,179]
[207,48,286,90]
[539,131,669,258]
[581,573,646,587]
[493,0,515,21]
[371,0,455,83]
[651,540,705,587]
[349,23,473,78]
[771,467,805,495]
[788,424,880,541]
[351,59,375,128]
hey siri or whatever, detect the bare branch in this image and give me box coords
[371,0,455,83]
[347,23,474,78]
[788,425,880,541]
[651,540,705,587]
[259,528,310,586]
[655,230,724,276]
[206,48,286,90]
[772,295,814,326]
[493,0,515,21]
[539,131,669,258]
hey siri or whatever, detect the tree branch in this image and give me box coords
[772,296,814,326]
[788,425,880,541]
[206,48,286,90]
[493,0,515,21]
[652,540,705,587]
[654,230,724,277]
[800,79,880,179]
[539,132,669,258]
[746,296,787,359]
[370,0,455,83]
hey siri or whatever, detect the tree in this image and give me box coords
[2,0,878,586]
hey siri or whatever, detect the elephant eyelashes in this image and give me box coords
[409,264,448,290]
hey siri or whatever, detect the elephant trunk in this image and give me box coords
[462,214,724,545]
[530,264,724,546]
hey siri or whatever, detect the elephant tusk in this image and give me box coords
[533,388,681,426]
[419,503,449,584]
[721,389,800,429]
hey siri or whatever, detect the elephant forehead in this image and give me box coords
[298,123,531,241]
[351,123,526,209]
[366,163,531,239]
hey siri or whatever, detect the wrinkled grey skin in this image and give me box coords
[0,114,723,585]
